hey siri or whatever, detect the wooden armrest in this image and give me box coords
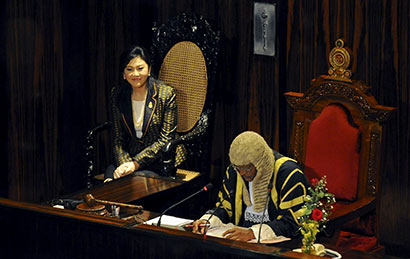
[284,91,304,97]
[176,169,200,182]
[328,196,375,227]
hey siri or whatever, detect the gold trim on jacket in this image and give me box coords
[111,77,186,169]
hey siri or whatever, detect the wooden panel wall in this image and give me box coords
[2,0,409,256]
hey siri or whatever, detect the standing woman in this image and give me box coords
[104,45,186,181]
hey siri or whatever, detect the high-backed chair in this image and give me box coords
[150,13,220,181]
[285,39,395,252]
[86,13,220,188]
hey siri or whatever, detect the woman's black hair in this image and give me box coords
[119,45,152,74]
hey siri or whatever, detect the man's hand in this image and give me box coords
[191,219,210,234]
[223,227,255,242]
[114,161,139,179]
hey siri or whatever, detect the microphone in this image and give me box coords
[157,183,213,227]
[257,181,273,244]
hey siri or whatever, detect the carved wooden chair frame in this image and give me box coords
[150,13,221,179]
[285,39,395,244]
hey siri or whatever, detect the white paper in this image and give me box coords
[145,215,193,227]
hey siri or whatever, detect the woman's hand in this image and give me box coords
[223,227,255,242]
[114,161,139,179]
[191,219,210,234]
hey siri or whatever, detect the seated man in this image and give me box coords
[192,131,309,242]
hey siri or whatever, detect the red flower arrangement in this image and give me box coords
[298,176,335,254]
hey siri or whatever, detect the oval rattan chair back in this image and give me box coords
[158,41,208,133]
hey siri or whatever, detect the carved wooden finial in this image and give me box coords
[326,39,352,82]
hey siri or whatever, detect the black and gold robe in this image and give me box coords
[212,151,308,238]
[110,77,186,172]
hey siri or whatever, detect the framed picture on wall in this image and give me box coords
[253,2,276,56]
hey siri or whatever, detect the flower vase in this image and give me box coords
[301,234,316,254]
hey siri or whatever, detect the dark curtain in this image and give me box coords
[3,0,409,255]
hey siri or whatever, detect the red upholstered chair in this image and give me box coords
[304,103,361,202]
[285,39,395,253]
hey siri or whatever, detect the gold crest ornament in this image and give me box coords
[326,39,352,82]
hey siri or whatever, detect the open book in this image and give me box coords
[205,223,291,244]
[145,216,291,244]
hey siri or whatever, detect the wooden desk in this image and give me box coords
[66,172,205,217]
[0,197,383,259]
[70,173,185,203]
[0,174,383,258]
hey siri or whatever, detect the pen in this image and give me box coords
[185,223,211,228]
